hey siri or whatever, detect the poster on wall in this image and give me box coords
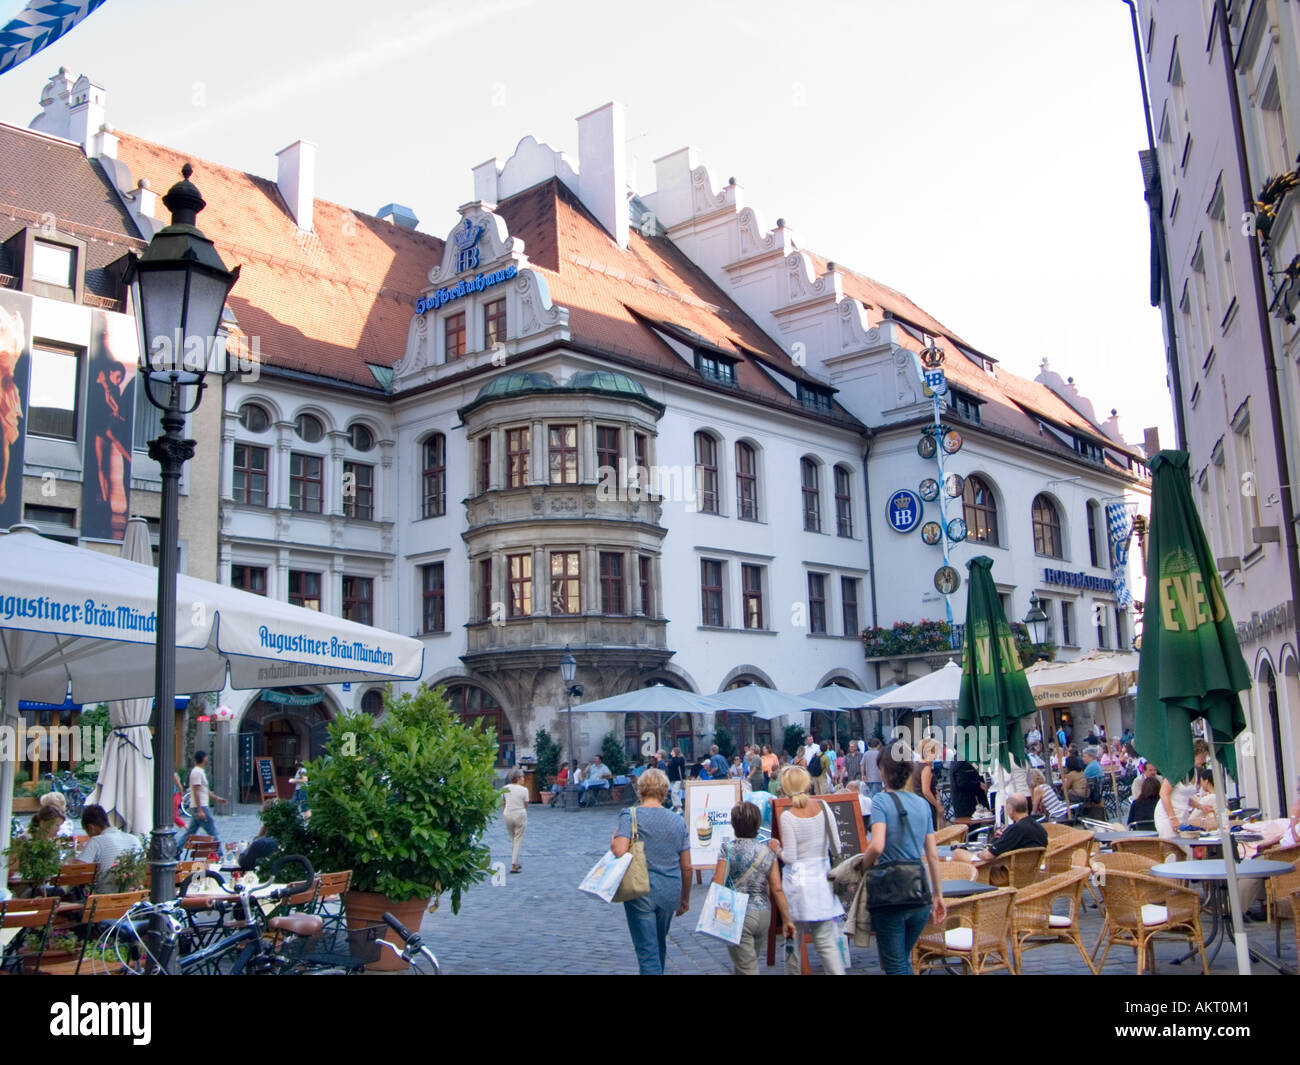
[0,289,33,528]
[684,779,742,869]
[80,309,138,540]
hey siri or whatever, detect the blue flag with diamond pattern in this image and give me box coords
[0,1,108,76]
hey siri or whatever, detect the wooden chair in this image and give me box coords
[933,825,968,847]
[0,895,58,973]
[978,847,1046,889]
[182,836,218,859]
[912,887,1016,975]
[1112,837,1185,863]
[1094,870,1206,975]
[1259,849,1300,959]
[1011,868,1097,974]
[51,861,96,893]
[32,890,147,974]
[1043,829,1095,878]
[312,870,352,947]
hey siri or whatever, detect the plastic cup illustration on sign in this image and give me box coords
[920,521,943,546]
[942,429,963,455]
[918,478,940,502]
[934,566,961,595]
[887,489,923,533]
[946,517,968,544]
[917,435,937,460]
[944,472,964,498]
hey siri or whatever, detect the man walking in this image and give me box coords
[665,747,686,809]
[845,740,863,782]
[177,750,226,848]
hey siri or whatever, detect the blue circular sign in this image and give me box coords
[886,489,923,533]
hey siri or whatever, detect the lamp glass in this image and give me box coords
[132,262,231,382]
[1023,592,1048,646]
[560,653,577,684]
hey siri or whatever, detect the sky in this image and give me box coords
[0,0,1174,443]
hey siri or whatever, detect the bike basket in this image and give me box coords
[343,923,386,963]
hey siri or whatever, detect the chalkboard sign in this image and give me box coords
[255,757,278,803]
[771,792,867,870]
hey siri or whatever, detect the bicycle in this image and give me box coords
[376,912,440,974]
[44,770,86,818]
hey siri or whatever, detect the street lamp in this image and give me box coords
[1023,591,1049,648]
[560,646,583,812]
[125,164,239,967]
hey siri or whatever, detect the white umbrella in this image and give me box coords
[867,661,962,711]
[86,517,155,832]
[0,525,425,848]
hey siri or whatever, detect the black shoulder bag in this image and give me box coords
[864,792,933,911]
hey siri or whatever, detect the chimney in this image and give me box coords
[650,146,701,230]
[376,203,419,230]
[276,140,317,232]
[472,158,500,205]
[576,102,628,248]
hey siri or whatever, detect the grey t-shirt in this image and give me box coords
[615,806,689,911]
[862,748,882,783]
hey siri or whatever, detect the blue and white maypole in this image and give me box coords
[0,2,108,77]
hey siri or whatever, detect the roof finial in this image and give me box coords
[181,162,193,180]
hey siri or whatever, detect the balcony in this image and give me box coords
[463,613,670,671]
[464,484,663,532]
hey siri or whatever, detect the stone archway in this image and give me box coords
[238,688,335,801]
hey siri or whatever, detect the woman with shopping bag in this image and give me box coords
[774,764,846,974]
[610,768,691,975]
[703,801,795,974]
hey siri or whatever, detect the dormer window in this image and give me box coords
[1073,436,1104,463]
[5,227,87,304]
[696,352,737,387]
[32,240,75,288]
[798,383,832,413]
[949,389,982,423]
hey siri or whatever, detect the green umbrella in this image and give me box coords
[1135,450,1251,974]
[1134,451,1248,786]
[957,556,1038,770]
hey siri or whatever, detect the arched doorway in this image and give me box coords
[723,675,773,753]
[239,688,332,801]
[447,682,514,767]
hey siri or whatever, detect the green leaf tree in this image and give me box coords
[783,723,806,759]
[533,728,562,791]
[600,731,629,775]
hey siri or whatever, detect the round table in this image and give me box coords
[1092,830,1157,844]
[940,879,996,898]
[1149,859,1292,969]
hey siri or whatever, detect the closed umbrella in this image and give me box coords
[85,517,154,832]
[1135,450,1251,973]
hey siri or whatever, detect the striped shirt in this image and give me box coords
[1037,783,1070,821]
[77,828,143,894]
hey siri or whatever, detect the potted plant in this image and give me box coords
[299,684,499,969]
[106,839,148,893]
[5,834,62,893]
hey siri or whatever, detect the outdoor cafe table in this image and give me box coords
[1092,830,1157,845]
[941,879,997,898]
[1149,859,1293,972]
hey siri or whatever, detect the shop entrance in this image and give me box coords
[238,689,331,802]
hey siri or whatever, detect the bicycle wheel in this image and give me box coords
[65,788,85,818]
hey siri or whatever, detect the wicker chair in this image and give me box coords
[1094,870,1207,975]
[913,887,1016,975]
[934,825,968,847]
[1111,837,1186,863]
[1091,851,1158,876]
[1043,829,1095,878]
[1011,867,1097,974]
[1043,822,1074,842]
[942,860,979,883]
[1259,849,1300,958]
[978,846,1046,889]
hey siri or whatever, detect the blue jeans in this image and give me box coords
[177,808,219,848]
[870,904,931,975]
[623,896,674,974]
[866,782,883,796]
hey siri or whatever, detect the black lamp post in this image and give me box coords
[1023,591,1048,649]
[560,647,583,812]
[126,165,239,967]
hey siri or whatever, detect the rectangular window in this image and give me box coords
[798,384,832,412]
[695,434,719,514]
[639,554,652,616]
[478,435,492,494]
[1061,600,1074,646]
[343,461,373,520]
[596,426,621,478]
[445,311,466,359]
[1235,421,1262,546]
[341,575,373,626]
[701,559,725,627]
[802,459,821,532]
[808,573,827,634]
[633,432,649,487]
[1087,505,1101,568]
[480,558,494,621]
[599,552,625,614]
[506,427,530,489]
[736,444,758,521]
[421,562,445,633]
[697,353,737,386]
[1207,181,1235,322]
[28,345,79,440]
[507,553,531,618]
[841,577,859,637]
[548,424,578,485]
[422,435,446,518]
[32,241,75,287]
[232,444,269,507]
[835,467,853,537]
[1095,603,1109,650]
[483,298,506,349]
[288,570,321,611]
[550,551,581,615]
[742,564,764,630]
[289,452,323,513]
[1115,607,1127,651]
[231,565,267,596]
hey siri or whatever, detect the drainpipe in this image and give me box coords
[862,437,881,691]
[1121,0,1189,451]
[1216,0,1300,808]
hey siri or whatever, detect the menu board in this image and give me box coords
[683,780,743,869]
[255,756,278,803]
[771,792,867,871]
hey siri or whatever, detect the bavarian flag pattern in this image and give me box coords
[0,1,108,76]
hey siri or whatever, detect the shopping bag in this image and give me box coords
[578,850,633,903]
[694,881,749,945]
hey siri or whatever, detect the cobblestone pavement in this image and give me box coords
[210,804,1292,976]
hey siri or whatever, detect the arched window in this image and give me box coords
[447,683,514,767]
[422,433,446,518]
[801,458,821,532]
[1032,494,1063,559]
[695,432,719,514]
[962,475,999,547]
[735,442,758,521]
[348,423,375,452]
[295,413,324,443]
[238,402,270,433]
[722,676,772,749]
[361,689,384,715]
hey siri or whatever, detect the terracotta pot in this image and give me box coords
[343,889,431,972]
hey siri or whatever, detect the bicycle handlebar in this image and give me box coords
[382,912,420,948]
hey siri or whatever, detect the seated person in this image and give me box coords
[1186,768,1219,831]
[953,794,1047,862]
[25,804,65,841]
[578,755,612,806]
[37,792,77,838]
[1030,769,1070,822]
[1243,777,1300,856]
[75,805,143,895]
[949,760,987,820]
[1127,775,1161,829]
[549,762,571,805]
[1061,755,1089,800]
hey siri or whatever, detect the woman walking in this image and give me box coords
[859,743,946,974]
[502,768,530,874]
[776,764,846,974]
[711,801,794,973]
[611,768,690,974]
